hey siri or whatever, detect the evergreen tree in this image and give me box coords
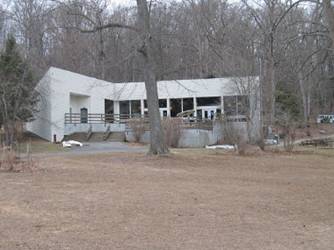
[0,35,38,146]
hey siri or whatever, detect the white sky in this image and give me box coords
[108,0,136,6]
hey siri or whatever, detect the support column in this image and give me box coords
[181,98,184,112]
[140,99,145,117]
[129,100,132,118]
[193,96,197,117]
[221,96,224,114]
[114,101,120,121]
[167,98,171,117]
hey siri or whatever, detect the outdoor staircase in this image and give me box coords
[64,132,125,142]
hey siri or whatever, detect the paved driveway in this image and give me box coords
[35,142,147,157]
[69,142,147,155]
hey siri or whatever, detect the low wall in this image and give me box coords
[125,121,224,148]
[64,123,126,135]
[125,121,251,148]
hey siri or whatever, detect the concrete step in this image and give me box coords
[89,132,125,142]
[104,132,125,142]
[63,133,88,142]
[64,132,125,142]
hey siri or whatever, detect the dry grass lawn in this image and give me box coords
[0,149,334,250]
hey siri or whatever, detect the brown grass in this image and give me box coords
[0,149,334,249]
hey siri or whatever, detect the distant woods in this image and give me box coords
[0,36,37,146]
[0,0,334,123]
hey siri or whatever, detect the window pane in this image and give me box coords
[159,99,167,108]
[104,99,114,114]
[183,98,194,111]
[237,96,249,116]
[223,96,237,116]
[120,101,130,115]
[131,100,141,116]
[196,109,202,119]
[170,99,182,117]
[197,97,221,106]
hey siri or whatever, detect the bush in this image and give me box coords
[0,144,36,172]
[162,118,182,148]
[282,124,296,152]
[128,118,146,142]
[220,120,248,154]
[0,147,16,171]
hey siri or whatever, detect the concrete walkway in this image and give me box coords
[35,142,147,157]
[69,142,147,155]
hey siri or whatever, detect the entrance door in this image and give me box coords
[80,108,88,123]
[160,108,168,117]
[202,108,216,120]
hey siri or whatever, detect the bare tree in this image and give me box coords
[323,0,334,45]
[136,0,169,154]
[59,0,169,155]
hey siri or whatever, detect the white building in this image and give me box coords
[27,67,261,143]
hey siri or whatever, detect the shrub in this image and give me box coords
[0,143,37,172]
[220,120,248,154]
[282,124,296,152]
[0,147,16,172]
[162,118,182,148]
[128,118,146,142]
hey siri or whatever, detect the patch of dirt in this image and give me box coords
[0,151,334,249]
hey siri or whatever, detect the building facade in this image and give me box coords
[27,67,261,143]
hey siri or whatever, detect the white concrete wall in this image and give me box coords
[70,94,91,113]
[125,127,222,148]
[26,71,52,141]
[28,67,260,142]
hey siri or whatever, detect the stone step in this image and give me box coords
[64,132,125,142]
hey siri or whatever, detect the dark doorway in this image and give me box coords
[131,100,141,117]
[80,108,88,123]
[183,98,194,111]
[120,101,130,116]
[170,99,182,117]
[105,99,114,122]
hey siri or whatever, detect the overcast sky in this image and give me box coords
[109,0,135,6]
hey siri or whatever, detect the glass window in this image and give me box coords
[159,99,167,108]
[105,99,114,114]
[120,101,130,115]
[131,100,141,116]
[196,109,202,119]
[237,96,249,116]
[223,95,249,116]
[170,99,182,117]
[183,98,194,111]
[197,97,221,107]
[224,96,237,116]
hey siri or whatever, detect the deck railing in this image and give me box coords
[64,113,148,124]
[64,113,218,130]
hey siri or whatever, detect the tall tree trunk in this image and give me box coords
[136,0,169,155]
[324,0,334,46]
[3,121,15,147]
[262,44,275,136]
[298,71,309,125]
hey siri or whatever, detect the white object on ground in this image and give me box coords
[205,145,236,150]
[62,140,83,148]
[264,139,278,145]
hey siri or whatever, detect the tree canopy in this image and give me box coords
[0,35,38,145]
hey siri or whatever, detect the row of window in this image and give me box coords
[112,96,249,117]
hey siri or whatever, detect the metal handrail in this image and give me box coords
[64,113,221,130]
[64,113,148,124]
